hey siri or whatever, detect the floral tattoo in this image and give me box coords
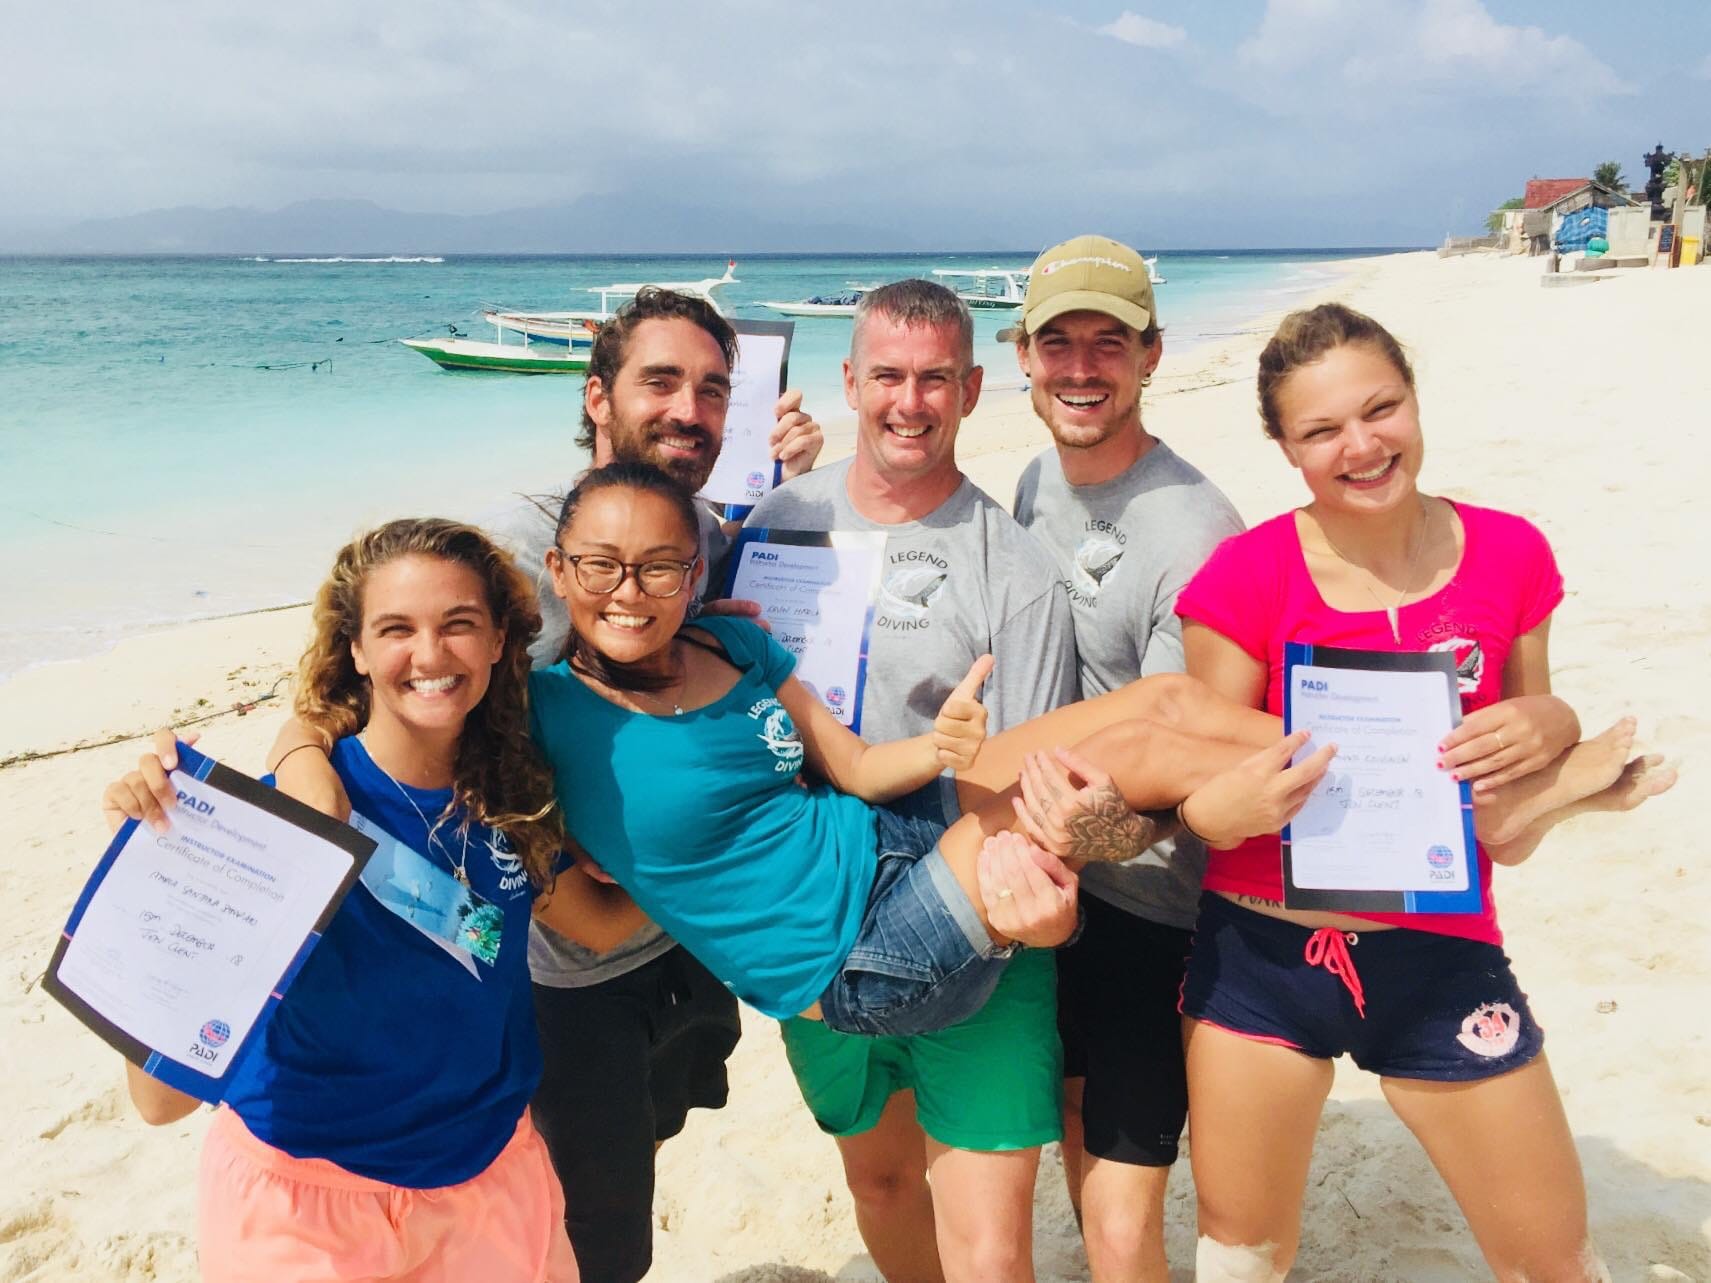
[1062,784,1171,863]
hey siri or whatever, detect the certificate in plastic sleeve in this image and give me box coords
[1281,643,1480,914]
[726,528,887,732]
[44,742,374,1102]
[697,318,795,517]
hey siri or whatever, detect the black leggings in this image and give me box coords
[529,946,742,1283]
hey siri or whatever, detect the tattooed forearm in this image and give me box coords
[1063,785,1173,863]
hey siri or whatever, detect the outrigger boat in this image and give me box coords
[484,261,739,346]
[931,257,1165,310]
[399,315,590,374]
[931,268,1029,309]
[759,287,870,318]
[402,261,739,374]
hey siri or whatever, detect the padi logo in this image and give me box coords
[1299,678,1329,693]
[189,1017,230,1063]
[751,550,780,562]
[1426,844,1454,869]
[826,686,847,708]
[746,470,767,490]
[175,790,216,816]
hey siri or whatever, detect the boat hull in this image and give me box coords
[400,338,590,374]
[760,301,860,317]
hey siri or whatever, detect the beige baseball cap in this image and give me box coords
[996,234,1156,343]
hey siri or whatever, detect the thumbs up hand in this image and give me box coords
[933,654,993,771]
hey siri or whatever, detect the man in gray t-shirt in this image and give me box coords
[1004,235,1243,1283]
[516,293,822,1283]
[745,280,1078,1283]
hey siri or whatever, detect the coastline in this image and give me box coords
[3,249,1706,1281]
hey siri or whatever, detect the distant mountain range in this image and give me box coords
[0,197,950,255]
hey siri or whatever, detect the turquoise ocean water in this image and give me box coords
[0,250,1395,679]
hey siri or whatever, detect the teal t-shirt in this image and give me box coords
[528,616,880,1019]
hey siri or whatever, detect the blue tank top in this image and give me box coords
[220,737,542,1188]
[529,616,879,1018]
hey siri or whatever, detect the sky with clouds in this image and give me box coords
[4,0,1707,248]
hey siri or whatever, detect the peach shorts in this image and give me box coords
[197,1106,577,1282]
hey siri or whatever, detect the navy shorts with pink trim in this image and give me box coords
[1179,894,1543,1082]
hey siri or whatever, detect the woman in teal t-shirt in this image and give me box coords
[530,462,1312,1038]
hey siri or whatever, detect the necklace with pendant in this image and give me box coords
[1317,501,1432,645]
[362,738,473,885]
[626,643,687,716]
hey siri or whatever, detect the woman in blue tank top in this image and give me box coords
[98,518,647,1282]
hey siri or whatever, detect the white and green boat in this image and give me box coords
[398,333,590,374]
[402,260,739,374]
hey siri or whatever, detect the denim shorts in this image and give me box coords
[816,806,1016,1037]
[1179,894,1544,1082]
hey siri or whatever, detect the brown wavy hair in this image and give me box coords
[1257,303,1415,440]
[575,287,739,451]
[293,518,563,890]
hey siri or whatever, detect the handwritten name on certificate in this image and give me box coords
[46,745,371,1099]
[1282,644,1479,915]
[728,529,886,729]
[697,319,794,509]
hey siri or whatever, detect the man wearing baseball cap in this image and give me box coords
[1005,235,1244,1283]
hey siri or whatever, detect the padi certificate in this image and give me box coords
[1281,643,1480,914]
[697,318,794,512]
[45,742,373,1102]
[727,528,886,731]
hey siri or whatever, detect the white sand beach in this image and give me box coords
[2,250,1706,1282]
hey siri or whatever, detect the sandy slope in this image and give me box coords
[2,251,1706,1282]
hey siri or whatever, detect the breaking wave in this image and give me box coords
[246,255,445,264]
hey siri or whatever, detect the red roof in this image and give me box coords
[1524,178,1590,209]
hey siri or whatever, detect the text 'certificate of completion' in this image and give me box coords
[1281,643,1480,915]
[45,742,374,1102]
[727,528,887,731]
[697,318,795,515]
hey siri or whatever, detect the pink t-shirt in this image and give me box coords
[1175,501,1564,944]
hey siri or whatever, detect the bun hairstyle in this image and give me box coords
[553,461,703,690]
[294,517,563,890]
[1256,303,1415,440]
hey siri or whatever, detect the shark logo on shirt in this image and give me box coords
[1427,636,1484,694]
[1072,536,1125,599]
[487,832,531,897]
[1063,519,1129,606]
[750,698,804,774]
[880,565,949,619]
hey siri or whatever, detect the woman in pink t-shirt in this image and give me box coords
[1173,304,1674,1282]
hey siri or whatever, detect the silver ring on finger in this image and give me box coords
[996,888,1014,900]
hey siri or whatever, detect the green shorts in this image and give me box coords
[780,947,1063,1152]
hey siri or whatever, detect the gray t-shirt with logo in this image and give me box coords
[1013,439,1244,929]
[488,492,731,988]
[744,457,1078,821]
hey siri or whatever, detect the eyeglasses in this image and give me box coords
[557,551,697,598]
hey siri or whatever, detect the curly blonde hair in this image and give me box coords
[293,518,563,890]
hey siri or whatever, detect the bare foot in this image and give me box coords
[1605,753,1677,811]
[1485,753,1677,866]
[1476,718,1635,847]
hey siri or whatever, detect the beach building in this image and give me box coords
[1501,178,1637,255]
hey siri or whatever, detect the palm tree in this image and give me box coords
[1592,161,1628,193]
